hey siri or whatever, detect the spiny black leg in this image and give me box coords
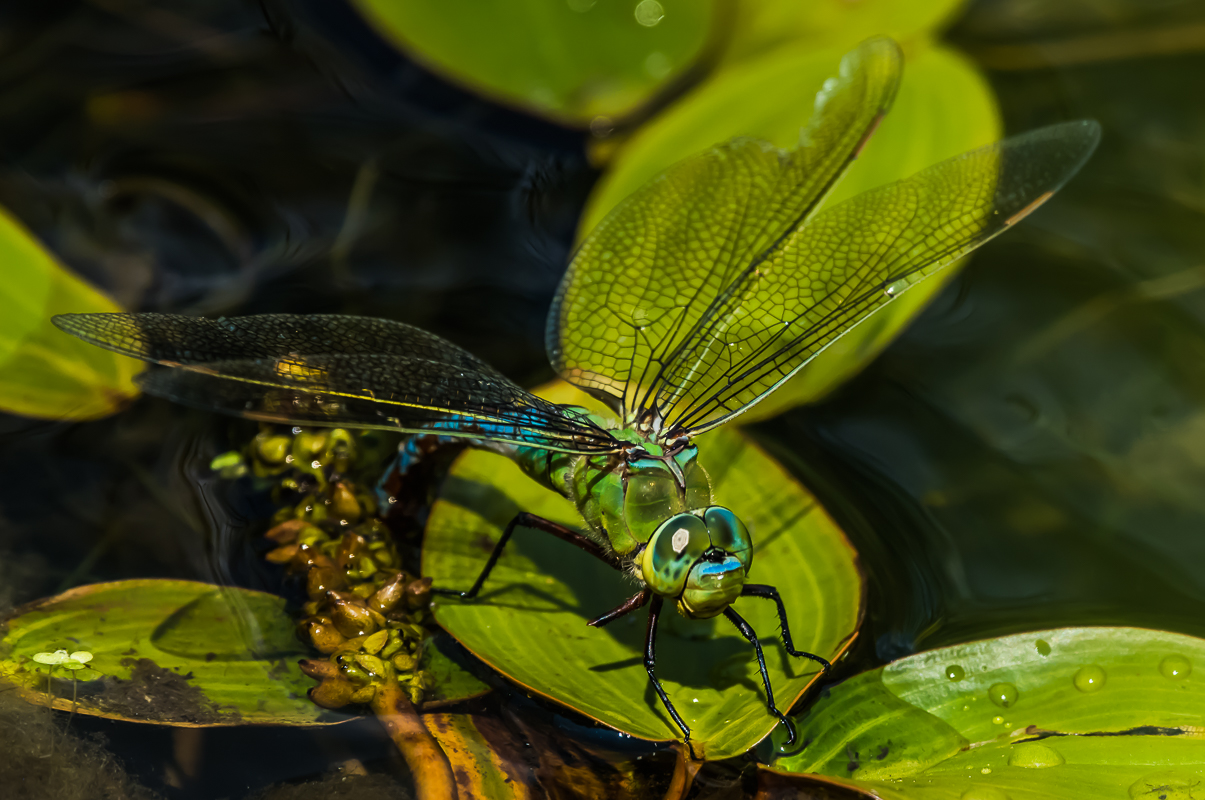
[588,588,651,628]
[723,606,798,746]
[644,596,696,757]
[433,511,618,600]
[741,584,832,674]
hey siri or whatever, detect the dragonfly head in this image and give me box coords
[638,506,753,620]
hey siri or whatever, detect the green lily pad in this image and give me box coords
[0,579,351,726]
[767,627,1205,798]
[0,204,141,420]
[579,43,999,419]
[349,0,716,126]
[422,381,863,760]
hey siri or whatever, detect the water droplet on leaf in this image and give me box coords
[1160,655,1191,680]
[946,664,965,681]
[633,0,664,26]
[1073,665,1106,692]
[988,682,1018,708]
[1008,742,1064,768]
[1035,639,1051,656]
[961,788,1010,800]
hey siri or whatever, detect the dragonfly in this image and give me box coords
[53,38,1099,752]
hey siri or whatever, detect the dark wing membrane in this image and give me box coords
[547,38,901,423]
[654,120,1101,438]
[52,313,619,453]
[51,312,496,372]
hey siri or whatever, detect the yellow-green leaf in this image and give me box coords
[422,381,862,760]
[718,0,966,68]
[0,206,140,419]
[0,579,350,726]
[767,627,1205,799]
[349,0,717,126]
[579,44,999,417]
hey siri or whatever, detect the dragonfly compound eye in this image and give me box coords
[640,513,709,597]
[703,506,752,572]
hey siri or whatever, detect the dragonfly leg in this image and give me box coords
[644,596,697,757]
[432,512,617,600]
[723,607,798,745]
[588,588,651,627]
[741,584,832,674]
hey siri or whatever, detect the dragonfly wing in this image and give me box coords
[51,312,498,373]
[53,313,618,453]
[547,37,902,422]
[655,120,1102,437]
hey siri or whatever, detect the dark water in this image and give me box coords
[2,1,1205,797]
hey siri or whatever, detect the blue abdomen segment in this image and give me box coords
[374,415,582,506]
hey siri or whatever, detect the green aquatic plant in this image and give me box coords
[31,649,94,671]
[30,649,95,710]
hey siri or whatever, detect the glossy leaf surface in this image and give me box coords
[0,206,140,419]
[579,45,1000,420]
[422,381,862,760]
[768,627,1205,798]
[349,0,715,125]
[0,580,346,726]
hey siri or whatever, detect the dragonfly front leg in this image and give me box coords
[644,596,697,757]
[588,588,651,627]
[723,607,798,745]
[741,584,832,673]
[432,512,617,600]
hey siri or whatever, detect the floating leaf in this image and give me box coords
[0,205,140,419]
[579,44,999,418]
[766,627,1205,798]
[0,579,350,726]
[423,381,862,760]
[717,0,966,69]
[349,0,716,126]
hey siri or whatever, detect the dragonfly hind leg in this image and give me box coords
[741,584,833,674]
[723,606,799,746]
[432,512,618,600]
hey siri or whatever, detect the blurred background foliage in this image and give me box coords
[1,0,1205,797]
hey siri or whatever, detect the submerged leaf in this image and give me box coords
[423,381,862,760]
[767,627,1205,798]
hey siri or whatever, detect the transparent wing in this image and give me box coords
[547,37,902,424]
[53,312,619,453]
[654,120,1102,437]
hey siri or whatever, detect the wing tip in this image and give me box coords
[50,312,88,336]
